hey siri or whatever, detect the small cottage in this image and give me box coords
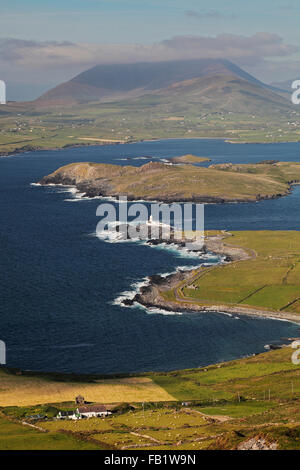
[77,405,111,418]
[57,410,78,420]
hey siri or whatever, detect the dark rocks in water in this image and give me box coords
[265,343,283,350]
[147,238,202,252]
[147,238,183,247]
[269,344,282,350]
[148,274,164,284]
[122,298,135,306]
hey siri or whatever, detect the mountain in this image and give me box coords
[36,58,283,105]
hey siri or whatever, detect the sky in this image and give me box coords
[1,0,300,100]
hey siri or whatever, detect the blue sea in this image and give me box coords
[0,139,300,374]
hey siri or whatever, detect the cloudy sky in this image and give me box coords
[1,0,300,100]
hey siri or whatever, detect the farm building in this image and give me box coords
[77,405,111,418]
[57,410,79,420]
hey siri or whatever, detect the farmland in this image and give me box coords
[0,415,100,450]
[1,347,300,450]
[147,231,300,319]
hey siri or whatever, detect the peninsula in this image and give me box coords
[39,159,300,203]
[133,230,300,323]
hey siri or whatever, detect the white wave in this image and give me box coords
[218,312,233,317]
[112,277,150,306]
[94,227,210,261]
[46,183,70,187]
[147,242,203,259]
[137,304,183,316]
[264,316,299,325]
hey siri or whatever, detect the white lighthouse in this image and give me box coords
[0,80,6,104]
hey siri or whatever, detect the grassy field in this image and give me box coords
[1,348,300,450]
[40,161,300,203]
[150,347,300,402]
[164,231,300,315]
[0,415,100,450]
[0,371,174,407]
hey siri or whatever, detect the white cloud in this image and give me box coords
[0,33,297,70]
[0,33,298,99]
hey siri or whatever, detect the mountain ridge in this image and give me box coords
[36,58,284,106]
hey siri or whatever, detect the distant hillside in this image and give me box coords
[37,58,282,105]
[121,73,291,116]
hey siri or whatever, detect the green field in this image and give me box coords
[165,231,300,315]
[0,415,100,450]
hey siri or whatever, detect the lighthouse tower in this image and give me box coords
[0,81,6,104]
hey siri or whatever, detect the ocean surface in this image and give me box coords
[0,139,300,374]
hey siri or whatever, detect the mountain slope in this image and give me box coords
[117,74,291,116]
[37,58,281,105]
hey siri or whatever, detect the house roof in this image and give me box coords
[78,405,108,413]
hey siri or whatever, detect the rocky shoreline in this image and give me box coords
[0,139,135,159]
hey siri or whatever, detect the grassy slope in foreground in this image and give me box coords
[40,160,300,203]
[161,231,300,317]
[1,347,300,450]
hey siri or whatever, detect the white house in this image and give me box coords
[57,410,79,420]
[77,405,112,418]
